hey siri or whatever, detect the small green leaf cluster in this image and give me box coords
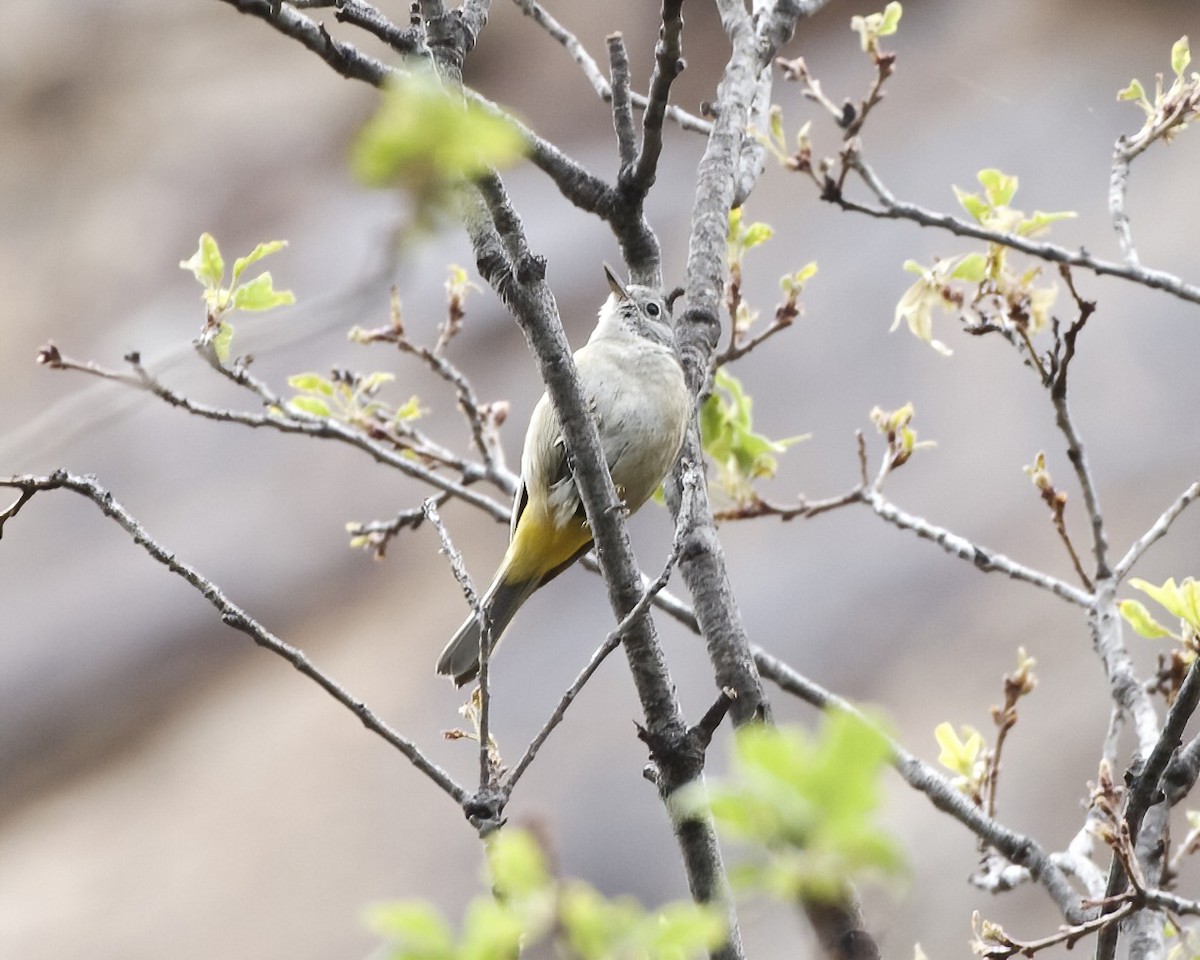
[700,368,809,504]
[179,234,295,363]
[850,2,902,58]
[284,370,423,432]
[1118,36,1200,149]
[933,723,986,798]
[353,69,527,230]
[686,714,903,903]
[869,402,932,469]
[723,207,817,342]
[1120,576,1200,648]
[757,106,812,173]
[894,170,1074,354]
[726,207,774,280]
[365,830,724,960]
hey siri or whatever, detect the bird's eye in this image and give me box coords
[645,302,661,317]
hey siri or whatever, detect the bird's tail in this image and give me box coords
[435,569,540,687]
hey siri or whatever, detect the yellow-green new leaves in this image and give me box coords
[284,370,423,431]
[952,169,1075,238]
[850,2,902,56]
[353,70,526,229]
[179,233,294,363]
[869,402,932,469]
[366,829,724,960]
[559,886,724,960]
[689,714,903,902]
[726,207,774,275]
[934,723,986,795]
[701,368,808,503]
[1120,576,1200,643]
[893,170,1073,354]
[180,232,224,289]
[892,256,979,356]
[1118,35,1200,148]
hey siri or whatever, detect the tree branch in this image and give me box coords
[510,0,713,134]
[218,0,393,85]
[752,644,1090,925]
[504,467,697,794]
[462,178,745,958]
[606,33,638,171]
[1096,658,1200,959]
[833,151,1200,307]
[863,488,1095,608]
[0,471,467,803]
[1114,481,1200,581]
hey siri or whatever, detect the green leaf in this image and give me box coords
[1130,577,1194,625]
[358,371,396,395]
[486,830,550,901]
[699,714,902,901]
[780,261,819,295]
[352,69,526,203]
[951,252,987,282]
[644,902,726,958]
[976,168,1018,207]
[287,373,335,396]
[363,901,455,959]
[1118,78,1147,102]
[560,884,639,960]
[230,272,295,312]
[1172,36,1191,78]
[951,186,989,223]
[878,2,902,36]
[741,222,775,250]
[1120,599,1174,640]
[768,105,785,150]
[395,395,425,422]
[1016,209,1078,237]
[289,396,332,418]
[180,233,225,288]
[934,722,984,781]
[212,321,235,364]
[700,368,808,501]
[460,897,524,960]
[232,240,287,286]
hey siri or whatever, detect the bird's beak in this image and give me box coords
[603,262,628,300]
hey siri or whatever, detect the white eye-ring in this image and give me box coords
[645,302,661,317]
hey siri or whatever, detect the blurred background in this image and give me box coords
[2,0,1199,956]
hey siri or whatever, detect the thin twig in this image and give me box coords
[509,0,712,134]
[1096,658,1200,959]
[752,644,1089,924]
[41,346,510,519]
[1114,481,1200,581]
[712,486,863,522]
[628,0,685,196]
[863,489,1095,608]
[333,0,423,54]
[0,472,467,802]
[833,151,1200,307]
[219,0,393,85]
[1051,266,1108,580]
[975,900,1135,959]
[714,301,799,367]
[422,498,498,790]
[503,461,697,793]
[607,33,637,171]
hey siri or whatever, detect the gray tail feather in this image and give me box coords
[435,575,537,686]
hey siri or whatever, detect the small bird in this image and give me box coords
[436,265,691,685]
